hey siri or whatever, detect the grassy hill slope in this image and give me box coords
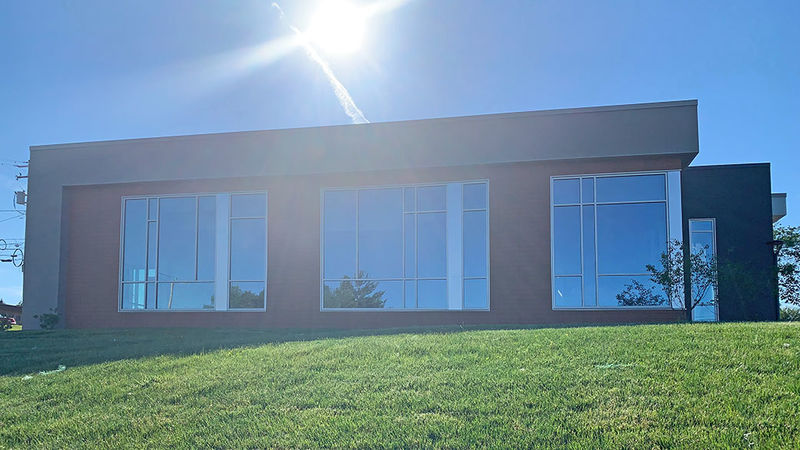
[1,323,799,448]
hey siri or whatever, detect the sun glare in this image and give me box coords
[307,0,367,54]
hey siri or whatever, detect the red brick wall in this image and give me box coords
[63,156,686,329]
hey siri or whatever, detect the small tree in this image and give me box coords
[774,224,800,307]
[619,239,717,320]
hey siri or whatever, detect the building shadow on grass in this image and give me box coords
[0,322,685,376]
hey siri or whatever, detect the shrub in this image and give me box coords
[780,306,800,321]
[33,308,60,330]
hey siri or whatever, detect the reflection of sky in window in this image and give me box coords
[197,196,216,280]
[552,178,580,204]
[596,174,665,202]
[598,275,665,306]
[597,203,666,274]
[156,282,214,309]
[230,218,266,281]
[464,278,487,309]
[417,213,446,278]
[158,197,196,281]
[123,199,146,281]
[323,190,357,279]
[358,189,402,279]
[553,206,581,275]
[418,279,447,309]
[231,193,265,217]
[463,211,486,277]
[554,276,581,307]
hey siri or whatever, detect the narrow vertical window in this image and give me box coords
[229,193,267,310]
[689,219,718,321]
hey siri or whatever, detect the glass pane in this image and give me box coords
[405,280,416,309]
[553,179,580,205]
[417,213,447,278]
[404,214,416,277]
[582,206,596,306]
[418,279,447,309]
[417,185,446,211]
[404,187,415,212]
[231,193,266,217]
[596,174,666,203]
[463,211,487,277]
[553,206,581,275]
[122,199,147,281]
[229,281,265,309]
[464,278,488,309]
[158,197,197,281]
[581,178,594,203]
[691,231,715,258]
[156,282,215,310]
[147,221,157,281]
[323,190,357,279]
[596,203,666,275]
[147,283,156,310]
[463,183,487,210]
[323,279,401,308]
[692,303,717,322]
[230,219,266,281]
[598,275,666,307]
[358,189,403,279]
[690,220,714,232]
[197,196,216,281]
[554,276,582,308]
[148,198,158,220]
[121,283,146,310]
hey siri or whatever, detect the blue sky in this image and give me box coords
[1,0,799,305]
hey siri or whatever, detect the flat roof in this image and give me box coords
[28,99,700,186]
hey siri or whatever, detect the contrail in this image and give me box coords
[272,2,369,124]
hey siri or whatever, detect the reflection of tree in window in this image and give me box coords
[323,271,387,308]
[616,280,667,306]
[228,285,265,309]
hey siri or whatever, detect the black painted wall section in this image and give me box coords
[682,164,777,321]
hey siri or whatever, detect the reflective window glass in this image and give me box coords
[553,206,581,275]
[417,213,447,278]
[229,281,265,309]
[596,203,666,275]
[323,190,357,279]
[598,275,666,307]
[358,189,402,279]
[121,283,146,310]
[553,178,580,205]
[554,276,582,307]
[596,174,666,203]
[463,211,487,277]
[156,282,215,310]
[231,193,266,218]
[418,279,447,309]
[197,196,216,281]
[230,219,266,281]
[581,178,594,203]
[158,197,197,281]
[123,199,147,281]
[464,278,488,309]
[417,185,446,211]
[463,183,487,210]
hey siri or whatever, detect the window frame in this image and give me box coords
[117,191,268,313]
[550,170,682,310]
[319,180,490,312]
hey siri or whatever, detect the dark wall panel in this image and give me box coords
[682,164,777,321]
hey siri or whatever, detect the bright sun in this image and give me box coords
[307,0,367,54]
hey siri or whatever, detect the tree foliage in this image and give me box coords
[323,272,386,308]
[774,224,800,307]
[618,239,717,319]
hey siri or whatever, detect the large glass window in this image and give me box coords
[552,172,680,308]
[322,181,489,310]
[120,192,267,311]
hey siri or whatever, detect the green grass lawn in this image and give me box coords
[1,323,799,448]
